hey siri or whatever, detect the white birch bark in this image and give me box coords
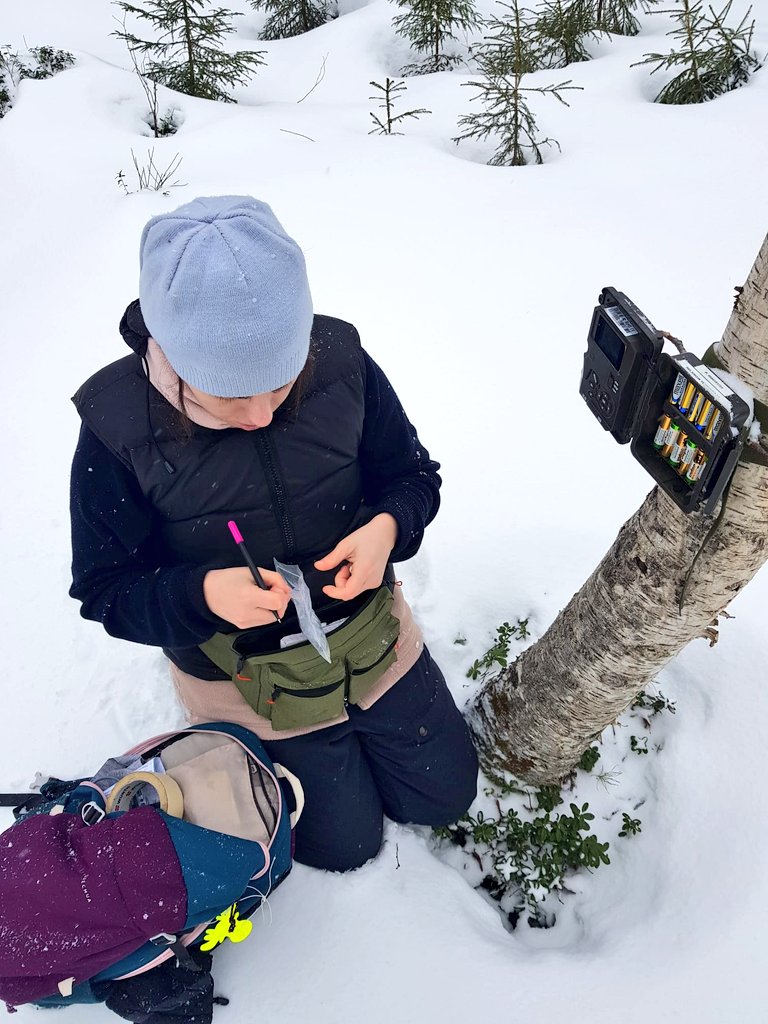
[471,233,768,784]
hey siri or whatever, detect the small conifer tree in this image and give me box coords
[114,0,265,103]
[455,0,580,164]
[249,0,335,40]
[393,0,483,75]
[368,78,431,134]
[594,0,656,35]
[534,0,605,67]
[480,0,548,72]
[634,0,760,103]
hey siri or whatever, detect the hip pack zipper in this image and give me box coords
[270,678,345,701]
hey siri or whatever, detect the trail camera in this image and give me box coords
[580,287,752,514]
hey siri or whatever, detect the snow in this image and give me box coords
[2,1,768,1021]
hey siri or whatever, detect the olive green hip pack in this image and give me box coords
[200,586,400,732]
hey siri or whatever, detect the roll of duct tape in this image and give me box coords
[105,771,184,818]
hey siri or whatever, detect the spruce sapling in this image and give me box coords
[249,0,336,40]
[633,0,761,103]
[113,0,266,103]
[368,78,431,134]
[479,0,549,73]
[393,0,483,75]
[534,0,605,67]
[594,0,660,36]
[455,0,580,165]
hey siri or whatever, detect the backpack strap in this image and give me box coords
[273,764,304,829]
[148,934,203,973]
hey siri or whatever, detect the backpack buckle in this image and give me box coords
[81,801,106,826]
[150,933,177,947]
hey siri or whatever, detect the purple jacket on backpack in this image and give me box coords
[0,807,186,1006]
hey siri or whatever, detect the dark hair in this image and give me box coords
[173,335,317,439]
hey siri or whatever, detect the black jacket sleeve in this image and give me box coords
[359,351,442,562]
[69,424,228,648]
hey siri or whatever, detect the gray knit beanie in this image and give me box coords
[139,195,313,397]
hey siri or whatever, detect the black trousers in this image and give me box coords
[262,647,479,872]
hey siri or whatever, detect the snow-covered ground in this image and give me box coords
[2,1,768,1020]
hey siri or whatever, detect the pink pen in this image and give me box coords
[228,520,281,622]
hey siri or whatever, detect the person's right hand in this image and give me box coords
[203,567,292,628]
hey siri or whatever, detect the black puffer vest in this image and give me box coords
[73,301,376,678]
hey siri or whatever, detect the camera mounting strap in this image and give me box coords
[700,345,768,468]
[678,348,767,612]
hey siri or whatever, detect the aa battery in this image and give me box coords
[684,450,708,484]
[668,430,688,467]
[705,408,723,441]
[695,399,714,433]
[676,440,698,474]
[669,372,687,406]
[675,438,700,473]
[653,414,672,450]
[661,423,680,459]
[678,381,696,415]
[686,391,704,424]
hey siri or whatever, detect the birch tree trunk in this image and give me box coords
[471,233,768,784]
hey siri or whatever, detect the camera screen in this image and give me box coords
[594,317,625,370]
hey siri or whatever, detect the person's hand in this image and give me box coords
[203,567,292,628]
[314,513,398,602]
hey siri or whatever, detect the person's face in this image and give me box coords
[184,379,295,430]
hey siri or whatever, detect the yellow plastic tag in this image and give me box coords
[200,905,253,952]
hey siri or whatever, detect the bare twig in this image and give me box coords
[278,128,316,142]
[296,53,327,103]
[116,13,175,138]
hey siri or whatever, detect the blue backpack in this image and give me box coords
[0,722,303,1016]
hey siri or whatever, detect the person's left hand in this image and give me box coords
[314,513,398,601]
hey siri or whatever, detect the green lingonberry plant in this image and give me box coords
[0,44,74,118]
[632,689,677,716]
[438,795,611,921]
[466,617,531,680]
[433,620,682,927]
[618,813,642,836]
[579,745,601,772]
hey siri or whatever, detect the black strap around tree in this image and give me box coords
[677,344,768,612]
[701,344,768,467]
